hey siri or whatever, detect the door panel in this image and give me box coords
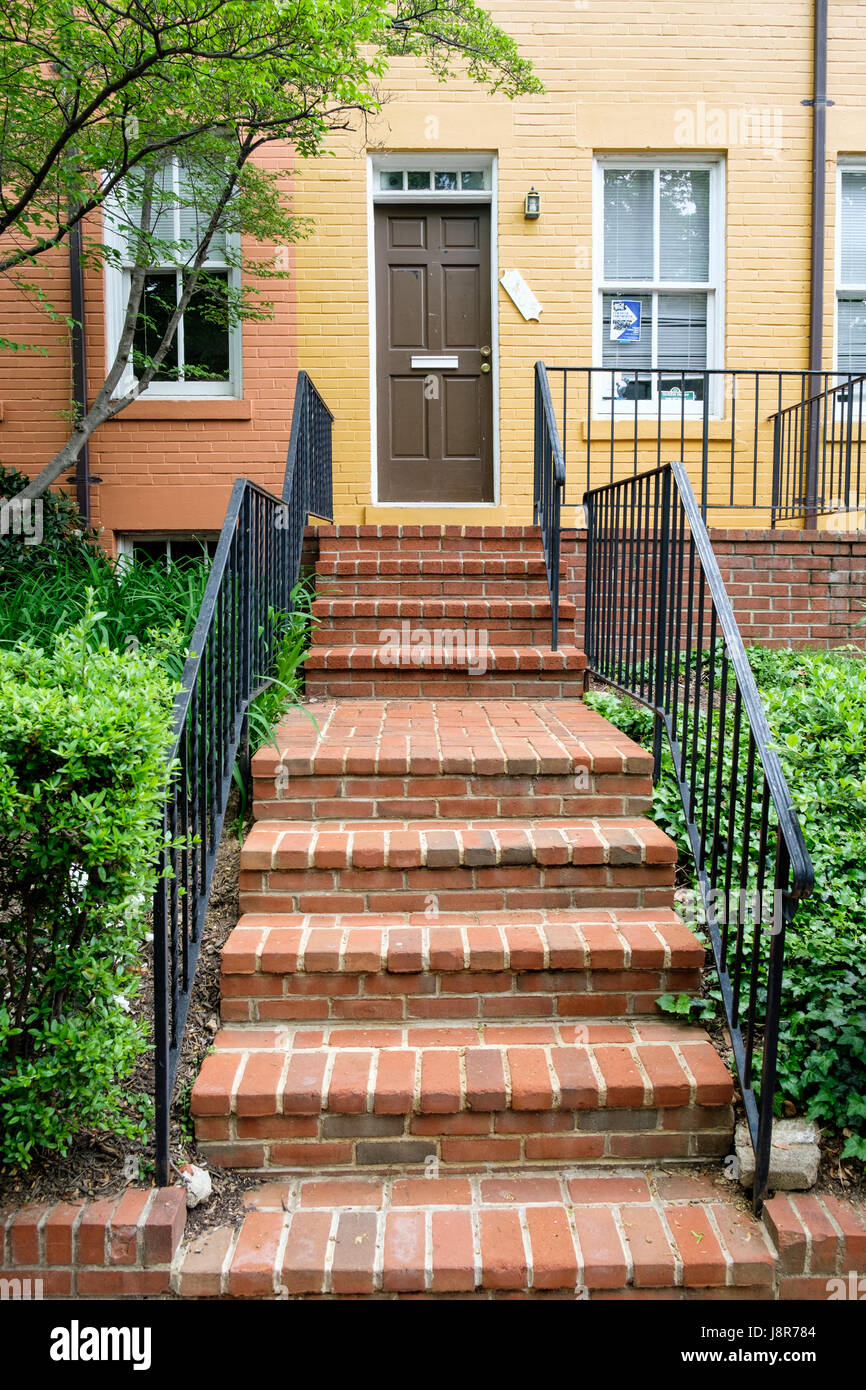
[376,203,493,504]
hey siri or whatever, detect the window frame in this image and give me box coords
[104,159,242,400]
[592,154,726,417]
[834,158,866,381]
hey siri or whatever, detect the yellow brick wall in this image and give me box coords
[292,0,866,526]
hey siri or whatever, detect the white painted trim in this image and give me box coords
[367,151,500,508]
[834,158,866,374]
[592,153,726,419]
[102,174,243,402]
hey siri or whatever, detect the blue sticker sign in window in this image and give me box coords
[610,298,642,343]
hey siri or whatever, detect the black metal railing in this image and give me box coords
[771,371,866,524]
[582,459,814,1210]
[540,365,865,525]
[534,362,565,649]
[152,371,332,1185]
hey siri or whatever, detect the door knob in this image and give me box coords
[480,362,491,374]
[480,346,491,357]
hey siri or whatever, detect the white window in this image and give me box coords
[836,164,866,376]
[593,157,724,412]
[115,533,218,564]
[371,154,493,201]
[105,159,241,398]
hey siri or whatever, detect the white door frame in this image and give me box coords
[367,152,500,506]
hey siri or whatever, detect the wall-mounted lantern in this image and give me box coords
[524,187,541,220]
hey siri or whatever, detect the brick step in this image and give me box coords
[311,597,574,648]
[175,1169,777,1298]
[316,523,547,551]
[305,669,586,700]
[304,646,587,699]
[316,557,551,578]
[253,771,650,823]
[238,817,676,916]
[219,908,704,1024]
[304,645,585,673]
[319,578,553,599]
[252,700,652,824]
[311,598,575,621]
[190,1019,734,1170]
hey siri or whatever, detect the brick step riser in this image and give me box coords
[317,580,554,598]
[311,622,568,647]
[195,1107,734,1172]
[304,674,587,700]
[251,774,652,823]
[239,865,675,917]
[221,967,702,1024]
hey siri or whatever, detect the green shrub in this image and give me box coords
[0,549,209,680]
[0,607,181,1166]
[586,647,866,1161]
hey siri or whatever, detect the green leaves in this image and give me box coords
[0,1,540,277]
[0,605,178,1167]
[590,647,866,1167]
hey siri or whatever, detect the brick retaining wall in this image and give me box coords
[563,529,866,650]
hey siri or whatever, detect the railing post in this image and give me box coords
[771,412,781,529]
[583,494,594,666]
[700,375,710,520]
[153,825,171,1189]
[652,468,672,782]
[753,835,792,1211]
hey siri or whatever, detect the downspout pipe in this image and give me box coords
[68,221,91,524]
[806,0,830,522]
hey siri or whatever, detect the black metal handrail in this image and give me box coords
[534,362,565,649]
[539,365,864,525]
[582,459,813,1211]
[770,371,866,523]
[152,372,333,1185]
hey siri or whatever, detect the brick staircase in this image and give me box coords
[189,525,764,1298]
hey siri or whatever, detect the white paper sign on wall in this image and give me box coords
[500,269,543,322]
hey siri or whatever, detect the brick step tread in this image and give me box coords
[191,1020,734,1118]
[241,817,676,873]
[175,1169,776,1297]
[311,598,576,619]
[224,908,704,976]
[316,557,552,577]
[304,646,587,672]
[252,699,649,780]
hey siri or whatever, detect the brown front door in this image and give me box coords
[375,203,494,503]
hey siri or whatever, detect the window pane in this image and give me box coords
[380,170,404,190]
[461,171,485,190]
[124,163,175,258]
[407,171,430,190]
[840,172,866,283]
[603,169,654,279]
[657,292,707,399]
[659,169,710,281]
[132,273,179,380]
[177,167,227,261]
[131,539,168,563]
[837,296,866,373]
[435,171,458,190]
[182,271,230,380]
[602,293,652,396]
